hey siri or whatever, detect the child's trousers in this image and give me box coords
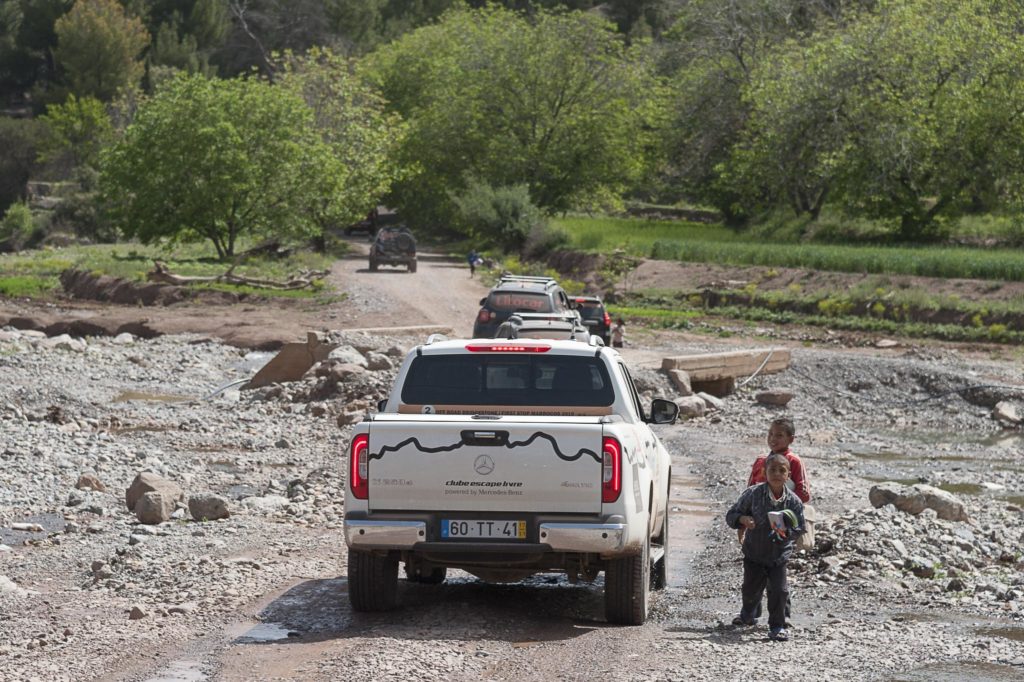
[741,558,789,629]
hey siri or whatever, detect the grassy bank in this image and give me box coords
[553,216,1024,282]
[0,242,342,300]
[614,288,1024,345]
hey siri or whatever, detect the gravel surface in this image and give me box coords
[2,322,1023,680]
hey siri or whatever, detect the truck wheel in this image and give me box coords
[348,550,398,611]
[652,497,669,590]
[369,258,378,272]
[408,260,417,273]
[604,533,650,625]
[405,564,446,584]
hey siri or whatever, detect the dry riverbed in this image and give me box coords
[1,324,1022,681]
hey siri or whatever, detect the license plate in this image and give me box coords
[441,519,526,539]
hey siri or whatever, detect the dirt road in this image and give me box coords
[324,241,490,336]
[0,240,490,348]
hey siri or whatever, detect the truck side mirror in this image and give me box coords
[376,398,388,412]
[479,297,486,306]
[649,398,679,425]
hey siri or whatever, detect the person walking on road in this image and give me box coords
[467,250,481,278]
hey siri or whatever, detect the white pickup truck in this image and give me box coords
[343,337,679,624]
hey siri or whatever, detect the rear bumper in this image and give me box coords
[345,520,425,548]
[344,517,627,554]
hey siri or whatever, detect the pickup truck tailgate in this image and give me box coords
[365,416,604,513]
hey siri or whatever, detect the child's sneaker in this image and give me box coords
[769,627,789,641]
[731,615,756,627]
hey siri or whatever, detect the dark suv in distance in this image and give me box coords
[494,312,591,342]
[574,295,612,345]
[369,226,417,273]
[472,275,574,338]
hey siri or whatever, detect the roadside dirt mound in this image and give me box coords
[60,269,238,306]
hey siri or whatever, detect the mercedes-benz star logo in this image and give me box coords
[473,454,495,476]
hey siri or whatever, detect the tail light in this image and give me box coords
[466,343,551,353]
[349,433,369,500]
[603,312,612,327]
[476,309,493,323]
[602,436,622,503]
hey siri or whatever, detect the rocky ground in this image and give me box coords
[2,237,1024,675]
[2,248,1024,680]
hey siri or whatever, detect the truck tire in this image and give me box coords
[408,259,417,273]
[604,532,650,625]
[369,258,378,272]
[405,564,446,584]
[396,233,415,251]
[348,550,399,611]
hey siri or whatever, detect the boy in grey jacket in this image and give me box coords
[726,452,805,641]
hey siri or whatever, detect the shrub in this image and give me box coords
[0,202,37,250]
[451,178,546,251]
[522,223,569,260]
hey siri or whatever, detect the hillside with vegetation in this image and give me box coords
[1,0,1024,343]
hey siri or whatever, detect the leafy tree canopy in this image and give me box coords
[728,0,1024,239]
[364,5,664,228]
[100,72,335,259]
[38,93,113,168]
[54,0,150,101]
[275,46,405,230]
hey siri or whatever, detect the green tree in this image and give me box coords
[38,93,113,168]
[365,5,662,228]
[276,47,404,233]
[658,0,872,219]
[100,73,334,259]
[734,0,1024,239]
[54,0,150,101]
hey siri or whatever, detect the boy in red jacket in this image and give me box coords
[747,417,810,503]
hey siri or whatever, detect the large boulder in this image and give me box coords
[126,472,184,512]
[869,482,968,522]
[189,493,230,521]
[135,491,176,524]
[673,395,706,418]
[666,369,692,396]
[327,345,368,368]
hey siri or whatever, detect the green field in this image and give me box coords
[553,216,1024,282]
[0,242,340,300]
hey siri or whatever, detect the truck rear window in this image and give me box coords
[401,355,614,407]
[486,292,552,313]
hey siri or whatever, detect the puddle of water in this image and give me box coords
[0,512,66,545]
[208,459,243,474]
[234,622,297,644]
[848,450,974,463]
[110,424,174,434]
[938,483,985,496]
[862,476,922,486]
[977,626,1024,643]
[868,428,1024,449]
[234,351,275,373]
[145,660,207,682]
[887,662,1023,681]
[113,390,190,403]
[227,484,260,500]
